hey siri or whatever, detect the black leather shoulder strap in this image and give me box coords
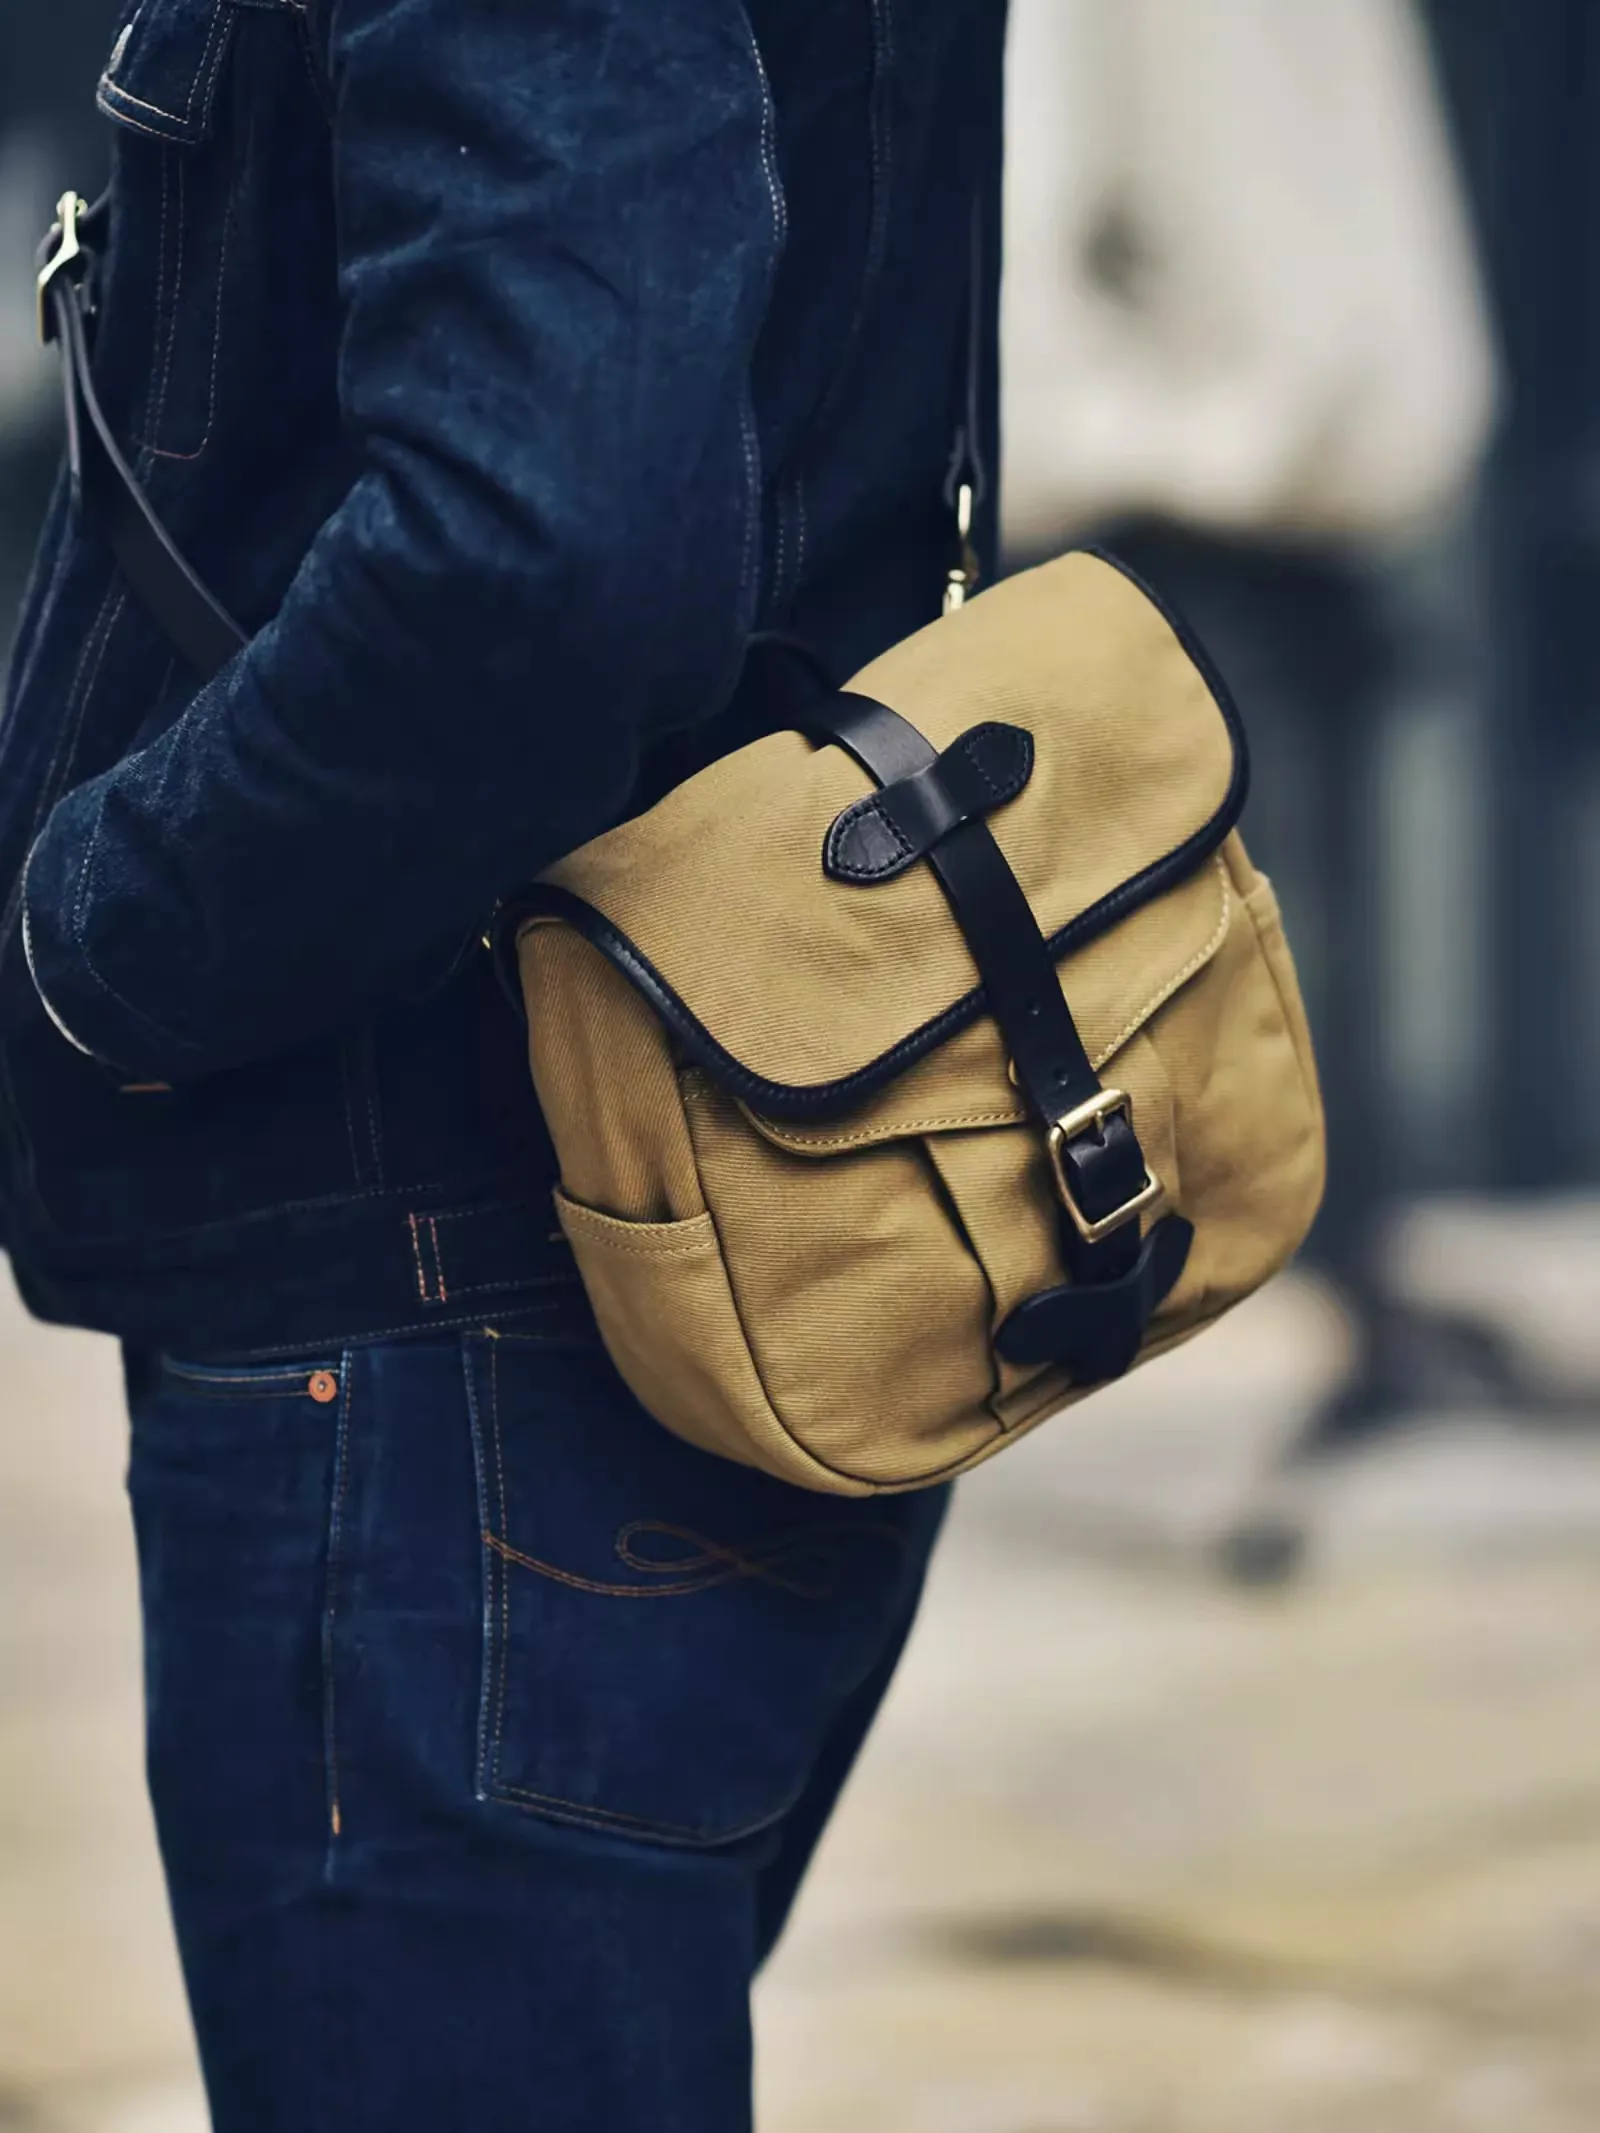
[40,194,246,681]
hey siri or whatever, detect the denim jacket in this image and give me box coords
[0,0,1005,1355]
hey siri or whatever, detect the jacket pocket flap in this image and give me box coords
[98,0,237,145]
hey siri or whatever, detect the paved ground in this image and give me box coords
[4,1231,1600,2132]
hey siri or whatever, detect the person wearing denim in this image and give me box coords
[126,1329,948,2128]
[0,0,1004,2123]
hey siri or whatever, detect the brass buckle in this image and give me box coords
[1047,1088,1165,1245]
[38,192,89,346]
[942,481,980,615]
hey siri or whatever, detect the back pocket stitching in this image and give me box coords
[483,1779,796,1850]
[487,1518,908,1602]
[465,1336,922,1849]
[470,1337,800,1846]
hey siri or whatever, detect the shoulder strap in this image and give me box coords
[38,192,246,679]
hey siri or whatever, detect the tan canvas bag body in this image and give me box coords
[510,550,1325,1496]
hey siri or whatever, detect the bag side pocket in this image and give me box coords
[553,1190,873,1495]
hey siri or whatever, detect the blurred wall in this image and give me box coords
[0,1,119,656]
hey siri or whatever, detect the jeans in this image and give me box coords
[123,1314,948,2132]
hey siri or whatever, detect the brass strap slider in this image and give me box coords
[38,192,89,346]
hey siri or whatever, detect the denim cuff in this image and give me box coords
[19,794,184,1081]
[20,896,103,1063]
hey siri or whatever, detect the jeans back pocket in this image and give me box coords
[464,1332,946,1849]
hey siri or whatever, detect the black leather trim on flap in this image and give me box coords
[824,721,1034,884]
[505,551,1250,1124]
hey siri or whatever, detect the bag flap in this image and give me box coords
[519,549,1246,1123]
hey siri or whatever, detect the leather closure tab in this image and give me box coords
[995,1215,1195,1380]
[823,721,1034,884]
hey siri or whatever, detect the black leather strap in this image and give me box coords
[807,691,1157,1290]
[994,1213,1194,1379]
[40,200,246,681]
[824,721,1033,884]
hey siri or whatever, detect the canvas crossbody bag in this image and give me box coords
[39,190,1325,1496]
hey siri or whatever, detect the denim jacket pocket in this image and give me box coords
[99,0,239,145]
[91,0,249,463]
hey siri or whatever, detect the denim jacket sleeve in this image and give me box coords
[22,0,782,1081]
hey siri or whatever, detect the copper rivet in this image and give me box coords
[308,1370,339,1406]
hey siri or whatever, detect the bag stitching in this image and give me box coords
[566,1233,718,1262]
[756,1104,1024,1152]
[753,856,1232,1152]
[556,1196,715,1250]
[1239,875,1322,1126]
[828,796,913,881]
[1090,857,1232,1066]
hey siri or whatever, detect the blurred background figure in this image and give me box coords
[1003,0,1496,550]
[7,5,1600,2130]
[1005,0,1600,1573]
